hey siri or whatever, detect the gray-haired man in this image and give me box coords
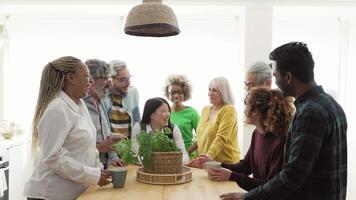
[83,59,124,169]
[102,60,140,139]
[244,61,272,91]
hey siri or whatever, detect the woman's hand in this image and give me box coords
[220,192,245,200]
[196,154,213,169]
[187,142,198,154]
[186,159,198,168]
[208,168,232,181]
[97,169,111,187]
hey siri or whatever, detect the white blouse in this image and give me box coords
[24,91,102,200]
[131,123,190,164]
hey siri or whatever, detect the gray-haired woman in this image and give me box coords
[24,56,110,200]
[191,77,240,165]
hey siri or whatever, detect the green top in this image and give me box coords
[170,106,200,150]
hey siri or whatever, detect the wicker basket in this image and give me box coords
[137,166,192,185]
[143,152,182,174]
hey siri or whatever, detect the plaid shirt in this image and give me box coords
[245,86,347,200]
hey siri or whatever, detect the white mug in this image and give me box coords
[204,161,221,179]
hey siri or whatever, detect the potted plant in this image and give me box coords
[114,128,183,174]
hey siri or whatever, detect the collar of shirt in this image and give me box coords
[83,95,99,107]
[87,87,100,100]
[294,85,324,108]
[145,124,164,133]
[59,90,81,113]
[108,89,127,98]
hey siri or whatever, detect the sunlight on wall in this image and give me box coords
[3,9,244,134]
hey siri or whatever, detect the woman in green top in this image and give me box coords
[164,74,200,157]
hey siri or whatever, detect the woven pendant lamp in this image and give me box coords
[124,0,180,37]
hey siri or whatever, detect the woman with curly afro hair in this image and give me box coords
[200,87,294,192]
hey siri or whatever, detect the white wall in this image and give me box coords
[0,16,7,122]
[2,5,245,132]
[0,48,4,122]
[0,2,356,200]
[345,20,356,200]
[242,5,273,156]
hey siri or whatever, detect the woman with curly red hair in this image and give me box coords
[197,87,294,191]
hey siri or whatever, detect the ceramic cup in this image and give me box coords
[110,167,128,188]
[204,161,221,179]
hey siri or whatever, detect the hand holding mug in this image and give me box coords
[208,167,232,181]
[97,169,111,187]
[109,158,126,167]
[196,154,213,169]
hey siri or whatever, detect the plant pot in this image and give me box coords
[144,152,182,174]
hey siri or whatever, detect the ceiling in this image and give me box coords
[0,0,356,17]
[0,0,356,6]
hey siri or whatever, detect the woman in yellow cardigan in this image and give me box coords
[195,77,240,164]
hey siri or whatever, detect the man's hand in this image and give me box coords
[97,169,111,187]
[96,137,117,152]
[108,158,125,167]
[220,192,245,200]
[208,167,232,181]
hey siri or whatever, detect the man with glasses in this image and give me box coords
[83,59,124,169]
[103,60,140,139]
[244,61,272,92]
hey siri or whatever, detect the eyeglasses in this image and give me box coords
[112,75,132,83]
[244,81,256,90]
[95,76,111,81]
[168,91,184,96]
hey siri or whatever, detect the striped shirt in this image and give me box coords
[109,95,131,137]
[245,86,347,200]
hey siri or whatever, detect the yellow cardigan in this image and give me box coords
[196,104,240,164]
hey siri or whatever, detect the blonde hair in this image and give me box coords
[209,77,235,105]
[32,56,82,152]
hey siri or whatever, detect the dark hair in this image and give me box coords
[164,74,192,101]
[269,42,314,83]
[141,97,171,124]
[244,87,294,136]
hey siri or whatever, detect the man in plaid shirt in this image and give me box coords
[220,42,347,200]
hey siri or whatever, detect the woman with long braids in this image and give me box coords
[24,56,111,200]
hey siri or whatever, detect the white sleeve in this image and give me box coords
[39,108,100,185]
[172,125,190,164]
[131,123,141,154]
[96,149,104,169]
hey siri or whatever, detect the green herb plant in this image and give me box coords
[113,127,181,168]
[113,139,139,165]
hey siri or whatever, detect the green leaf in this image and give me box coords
[136,129,180,168]
[113,139,138,165]
[164,127,172,134]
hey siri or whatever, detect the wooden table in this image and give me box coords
[78,165,244,200]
